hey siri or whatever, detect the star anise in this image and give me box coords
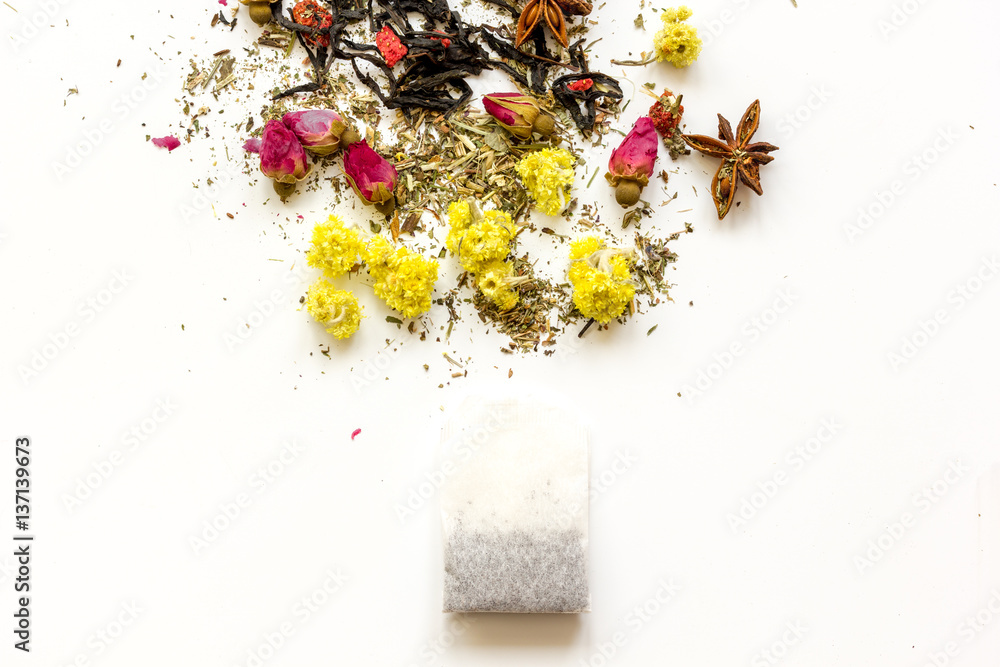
[515,0,569,49]
[681,100,779,219]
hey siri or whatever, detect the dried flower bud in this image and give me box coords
[259,120,311,200]
[605,117,658,208]
[282,109,348,156]
[482,93,555,141]
[653,6,702,68]
[305,279,363,339]
[340,129,361,148]
[342,140,398,215]
[240,0,278,27]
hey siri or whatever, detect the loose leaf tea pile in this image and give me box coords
[168,0,782,356]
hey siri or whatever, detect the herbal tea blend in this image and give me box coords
[440,395,590,613]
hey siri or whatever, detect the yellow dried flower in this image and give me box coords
[363,236,438,318]
[446,200,516,274]
[306,215,366,279]
[363,234,393,270]
[476,260,522,312]
[569,236,603,261]
[568,236,636,324]
[654,6,702,68]
[445,201,473,254]
[515,148,575,216]
[305,279,363,339]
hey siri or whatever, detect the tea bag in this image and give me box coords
[440,395,590,613]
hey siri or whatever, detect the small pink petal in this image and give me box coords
[243,138,262,154]
[351,428,362,440]
[218,0,228,5]
[152,136,181,151]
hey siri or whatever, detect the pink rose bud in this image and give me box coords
[342,139,398,215]
[282,109,348,156]
[482,92,555,141]
[260,120,311,200]
[605,116,658,208]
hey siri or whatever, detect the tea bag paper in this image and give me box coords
[440,395,590,613]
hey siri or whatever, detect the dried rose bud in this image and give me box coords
[375,26,408,67]
[259,119,311,200]
[605,116,658,208]
[482,93,555,141]
[342,139,398,215]
[282,109,348,156]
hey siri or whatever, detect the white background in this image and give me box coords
[3,0,1000,665]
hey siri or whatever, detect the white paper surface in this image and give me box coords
[3,0,1000,664]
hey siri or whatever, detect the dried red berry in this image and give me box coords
[291,0,333,48]
[649,89,684,139]
[376,25,408,67]
[648,89,690,160]
[567,78,593,92]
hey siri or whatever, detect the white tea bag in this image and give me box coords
[440,395,590,613]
